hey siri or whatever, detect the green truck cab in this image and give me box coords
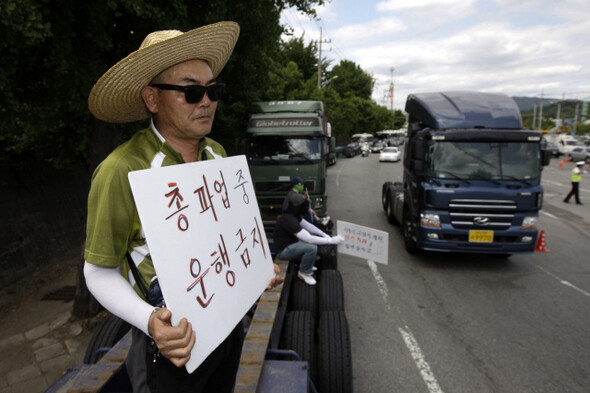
[245,100,332,233]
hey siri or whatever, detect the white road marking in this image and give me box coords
[367,260,389,305]
[544,180,563,186]
[399,326,445,393]
[534,264,590,298]
[541,211,557,219]
[367,260,444,393]
[335,161,345,187]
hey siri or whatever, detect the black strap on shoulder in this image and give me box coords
[126,252,149,299]
[201,149,208,161]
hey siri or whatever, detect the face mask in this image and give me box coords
[293,184,305,193]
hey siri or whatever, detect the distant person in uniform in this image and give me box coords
[563,161,585,205]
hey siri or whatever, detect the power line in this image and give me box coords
[317,19,348,63]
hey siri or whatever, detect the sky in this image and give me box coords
[280,0,590,110]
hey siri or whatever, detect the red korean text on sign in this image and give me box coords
[186,258,214,308]
[194,171,231,222]
[165,182,189,231]
[233,169,250,204]
[210,234,235,287]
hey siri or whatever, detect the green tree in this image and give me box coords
[278,35,318,81]
[329,60,374,100]
[264,61,305,100]
[0,0,325,168]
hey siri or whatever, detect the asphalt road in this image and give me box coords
[328,152,590,393]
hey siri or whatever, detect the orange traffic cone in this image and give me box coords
[565,155,569,164]
[559,159,564,168]
[535,230,550,253]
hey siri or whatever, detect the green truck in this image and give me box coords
[245,100,334,234]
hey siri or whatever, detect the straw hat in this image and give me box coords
[88,21,240,123]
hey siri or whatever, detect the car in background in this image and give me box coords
[542,140,559,157]
[370,141,385,153]
[343,142,361,157]
[567,146,590,163]
[379,146,401,162]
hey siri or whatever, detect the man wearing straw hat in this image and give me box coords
[83,22,281,392]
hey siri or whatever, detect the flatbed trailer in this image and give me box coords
[48,253,352,393]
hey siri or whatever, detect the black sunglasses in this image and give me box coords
[150,83,226,103]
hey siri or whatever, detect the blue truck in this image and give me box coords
[382,91,551,255]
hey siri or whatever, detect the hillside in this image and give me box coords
[514,97,585,123]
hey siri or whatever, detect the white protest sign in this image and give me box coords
[128,155,274,373]
[336,220,389,265]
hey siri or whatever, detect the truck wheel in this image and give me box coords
[382,182,392,210]
[280,311,317,384]
[317,245,338,270]
[386,196,398,225]
[318,311,353,393]
[83,313,131,364]
[402,210,420,254]
[289,276,318,319]
[319,270,344,314]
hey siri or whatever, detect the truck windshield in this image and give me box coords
[247,136,323,164]
[425,141,541,180]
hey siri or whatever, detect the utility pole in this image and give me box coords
[532,105,537,130]
[317,27,331,89]
[390,67,395,111]
[538,91,544,131]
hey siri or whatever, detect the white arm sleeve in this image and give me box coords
[84,261,154,336]
[296,228,332,245]
[300,219,330,238]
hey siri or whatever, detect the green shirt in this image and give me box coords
[84,125,226,299]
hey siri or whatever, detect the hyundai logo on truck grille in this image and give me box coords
[473,217,490,226]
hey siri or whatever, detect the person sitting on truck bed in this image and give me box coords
[83,23,282,393]
[274,193,344,285]
[281,176,331,229]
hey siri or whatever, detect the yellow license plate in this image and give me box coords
[469,230,494,243]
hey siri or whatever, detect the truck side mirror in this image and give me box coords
[239,138,248,155]
[541,149,551,166]
[411,159,424,173]
[412,140,425,159]
[410,140,425,174]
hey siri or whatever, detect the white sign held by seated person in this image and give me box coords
[336,220,389,265]
[128,155,274,373]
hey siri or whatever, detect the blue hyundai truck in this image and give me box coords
[382,91,551,255]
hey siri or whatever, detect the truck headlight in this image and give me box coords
[314,197,323,209]
[521,216,538,229]
[536,192,543,208]
[421,213,440,227]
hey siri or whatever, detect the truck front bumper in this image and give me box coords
[417,225,538,254]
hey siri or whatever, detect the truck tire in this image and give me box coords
[289,276,318,319]
[318,270,344,314]
[382,182,393,210]
[402,209,420,254]
[83,313,131,364]
[280,310,317,384]
[318,311,353,393]
[317,245,338,270]
[386,195,399,225]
